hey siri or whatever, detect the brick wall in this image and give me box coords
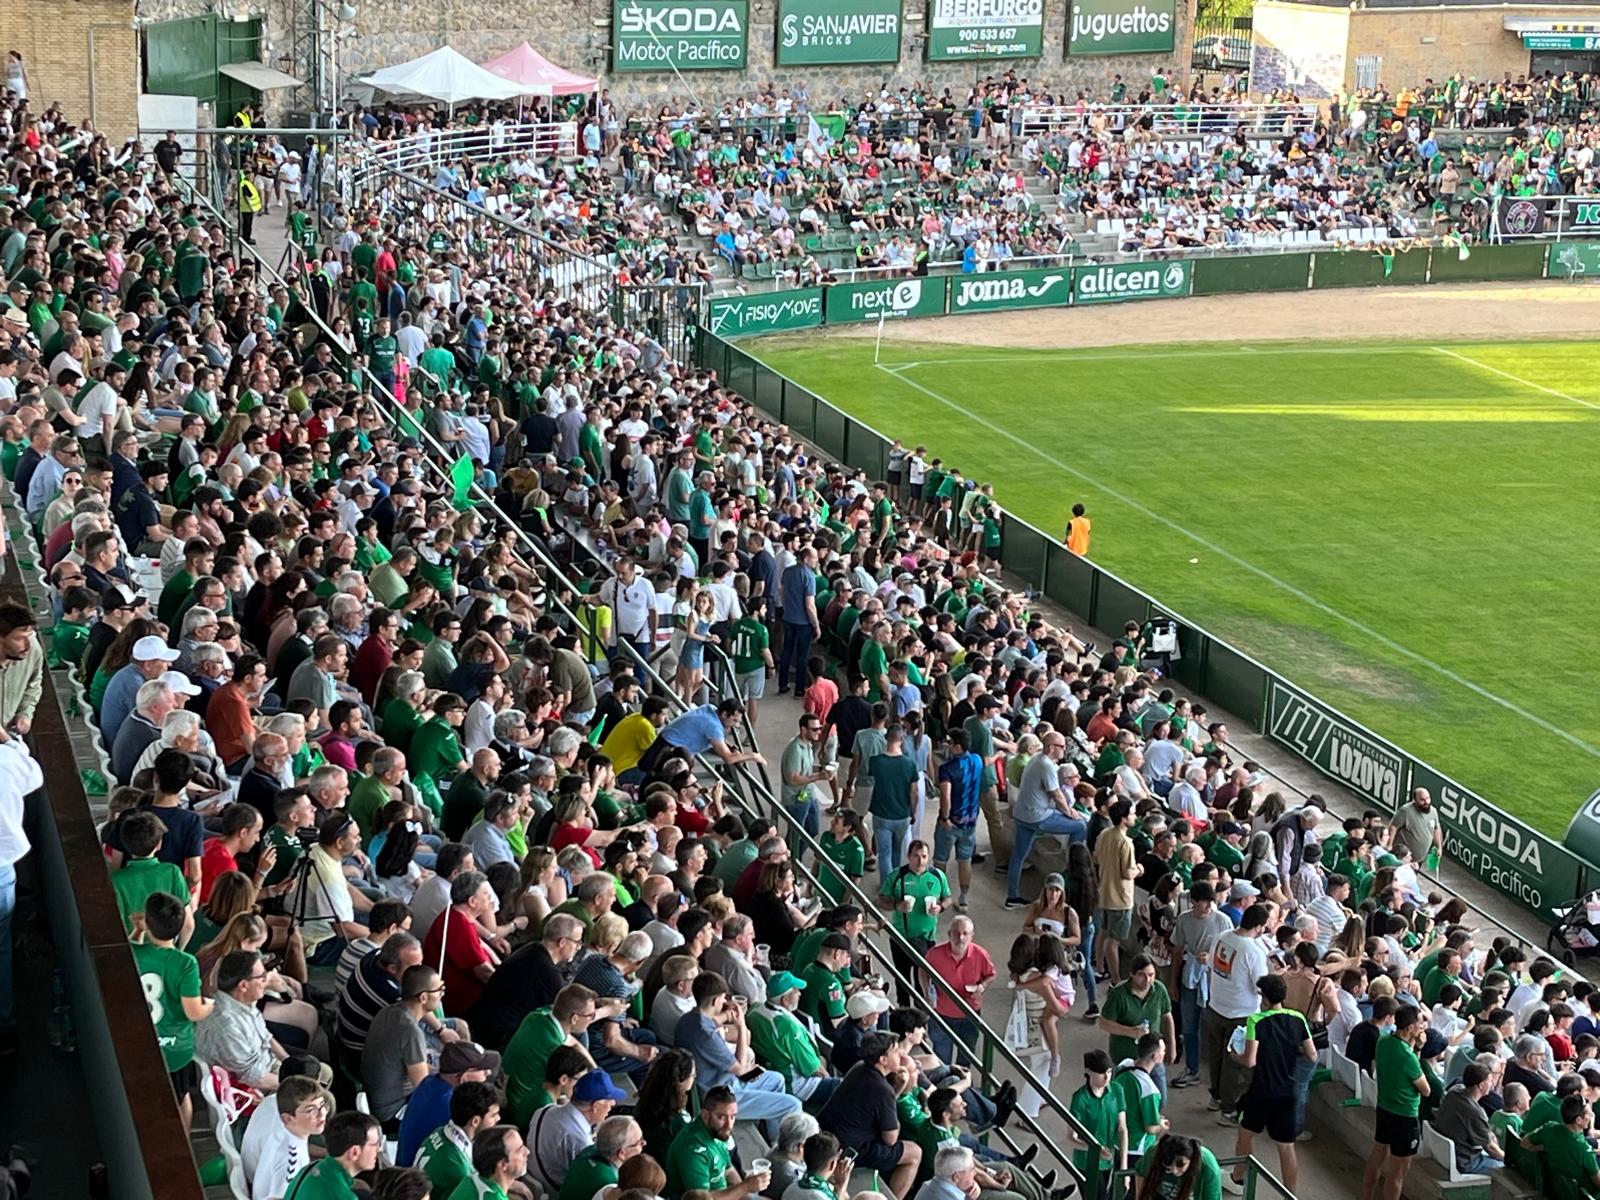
[0,0,139,140]
[1345,5,1585,90]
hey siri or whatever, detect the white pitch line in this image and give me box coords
[869,344,1431,368]
[873,361,1600,760]
[1431,346,1600,412]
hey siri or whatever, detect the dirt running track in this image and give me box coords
[827,279,1600,350]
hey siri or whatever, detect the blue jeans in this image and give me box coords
[1080,920,1098,1008]
[1461,1154,1504,1173]
[0,861,14,1027]
[875,817,910,889]
[1007,812,1088,899]
[787,796,821,857]
[595,1026,658,1084]
[777,621,813,694]
[932,1017,978,1068]
[729,1069,803,1141]
[1180,985,1204,1074]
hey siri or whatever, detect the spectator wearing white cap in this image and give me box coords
[100,633,179,741]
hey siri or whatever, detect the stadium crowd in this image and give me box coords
[1,59,1597,1200]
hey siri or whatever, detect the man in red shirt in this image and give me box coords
[199,803,271,901]
[924,915,995,1066]
[319,699,367,772]
[349,607,399,704]
[421,869,497,1018]
[1084,696,1122,746]
[209,653,267,769]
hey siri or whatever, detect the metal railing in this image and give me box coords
[1014,102,1319,139]
[345,120,579,196]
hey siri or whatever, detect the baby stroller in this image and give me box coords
[1546,890,1600,966]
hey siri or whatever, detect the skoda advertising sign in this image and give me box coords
[707,289,824,337]
[927,0,1045,61]
[948,268,1071,314]
[613,0,749,72]
[776,0,901,64]
[824,278,947,325]
[1071,260,1191,304]
[1067,0,1176,55]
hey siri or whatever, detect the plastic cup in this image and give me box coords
[924,895,938,913]
[755,943,771,966]
[752,1159,771,1175]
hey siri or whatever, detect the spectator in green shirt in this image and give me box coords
[1521,1093,1600,1199]
[1363,1005,1431,1200]
[450,1123,529,1200]
[49,584,95,669]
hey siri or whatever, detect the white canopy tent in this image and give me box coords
[357,45,535,108]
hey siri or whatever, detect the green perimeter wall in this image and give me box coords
[700,239,1600,923]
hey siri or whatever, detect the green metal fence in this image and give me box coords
[697,237,1597,923]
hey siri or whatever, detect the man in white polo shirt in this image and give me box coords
[1203,901,1272,1124]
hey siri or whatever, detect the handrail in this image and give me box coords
[345,121,580,194]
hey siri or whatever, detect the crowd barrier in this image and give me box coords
[698,237,1599,924]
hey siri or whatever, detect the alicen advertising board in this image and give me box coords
[775,0,901,64]
[927,0,1045,61]
[1071,259,1191,304]
[613,0,748,72]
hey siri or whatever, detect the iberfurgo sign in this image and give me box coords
[1071,260,1191,304]
[948,268,1071,314]
[613,0,749,72]
[927,0,1045,62]
[824,277,948,325]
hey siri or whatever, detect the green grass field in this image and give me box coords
[751,333,1600,836]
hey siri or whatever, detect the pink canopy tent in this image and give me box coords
[482,43,597,96]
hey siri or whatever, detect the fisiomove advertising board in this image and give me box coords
[776,0,901,64]
[613,0,749,72]
[707,289,824,336]
[927,0,1044,61]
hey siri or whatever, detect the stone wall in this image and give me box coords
[2,0,139,139]
[336,0,1196,112]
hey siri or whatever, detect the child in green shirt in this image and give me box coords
[131,890,212,1131]
[110,811,192,934]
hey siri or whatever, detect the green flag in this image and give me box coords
[450,455,476,510]
[1380,252,1395,278]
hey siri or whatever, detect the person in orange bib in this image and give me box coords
[1066,503,1092,556]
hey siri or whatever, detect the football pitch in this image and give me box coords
[750,333,1600,837]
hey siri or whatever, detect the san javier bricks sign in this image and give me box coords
[776,0,901,64]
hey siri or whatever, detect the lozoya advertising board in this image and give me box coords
[1071,259,1191,304]
[707,289,824,337]
[1066,0,1176,55]
[776,0,901,64]
[1266,678,1583,919]
[948,267,1071,314]
[824,277,947,324]
[927,0,1044,61]
[613,0,748,72]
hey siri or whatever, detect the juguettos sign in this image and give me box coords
[613,0,749,72]
[1066,0,1176,55]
